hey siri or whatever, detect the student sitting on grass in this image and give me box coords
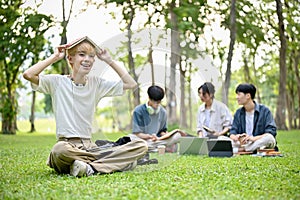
[196,82,232,138]
[229,83,277,153]
[129,85,188,164]
[23,36,148,177]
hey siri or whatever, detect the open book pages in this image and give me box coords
[202,125,215,133]
[66,36,102,53]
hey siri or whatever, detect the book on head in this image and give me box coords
[65,36,101,53]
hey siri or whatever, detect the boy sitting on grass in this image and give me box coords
[229,83,277,153]
[23,36,147,177]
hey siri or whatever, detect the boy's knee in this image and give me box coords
[263,133,276,143]
[263,133,276,147]
[133,139,148,153]
[51,141,71,158]
[264,133,275,139]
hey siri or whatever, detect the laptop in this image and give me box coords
[179,137,208,155]
[207,139,233,157]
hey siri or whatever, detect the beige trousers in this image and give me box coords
[231,133,276,152]
[47,138,148,174]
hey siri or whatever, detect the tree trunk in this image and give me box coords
[29,91,36,133]
[148,31,155,85]
[179,60,187,128]
[60,0,74,75]
[243,53,251,83]
[127,92,133,130]
[286,51,296,129]
[293,51,300,129]
[1,117,16,135]
[127,6,140,107]
[1,92,16,135]
[1,57,17,135]
[286,90,293,129]
[275,0,288,130]
[188,62,193,129]
[149,47,155,85]
[168,0,179,124]
[251,50,261,103]
[222,0,236,105]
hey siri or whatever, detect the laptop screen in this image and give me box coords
[207,140,233,157]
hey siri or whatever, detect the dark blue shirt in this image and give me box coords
[230,102,277,137]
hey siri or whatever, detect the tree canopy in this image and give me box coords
[1,0,299,134]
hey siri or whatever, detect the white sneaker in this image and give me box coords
[70,160,89,177]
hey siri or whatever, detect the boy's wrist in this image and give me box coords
[50,54,62,63]
[107,59,114,65]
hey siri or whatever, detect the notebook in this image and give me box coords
[207,139,233,157]
[179,137,208,155]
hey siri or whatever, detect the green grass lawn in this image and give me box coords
[0,130,299,200]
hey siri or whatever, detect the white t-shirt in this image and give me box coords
[204,109,211,127]
[245,111,254,136]
[32,74,123,139]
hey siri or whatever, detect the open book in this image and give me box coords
[65,36,102,53]
[158,129,186,140]
[202,125,215,134]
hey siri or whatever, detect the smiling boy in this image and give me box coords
[229,83,277,153]
[23,37,147,177]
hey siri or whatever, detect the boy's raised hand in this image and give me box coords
[96,48,113,64]
[55,45,67,60]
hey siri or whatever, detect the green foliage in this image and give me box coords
[236,1,267,49]
[0,0,53,134]
[0,130,299,199]
[228,63,280,113]
[173,0,206,32]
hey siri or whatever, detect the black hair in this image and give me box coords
[235,83,256,99]
[147,85,165,101]
[198,82,215,98]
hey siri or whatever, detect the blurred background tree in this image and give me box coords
[1,0,299,134]
[0,0,53,134]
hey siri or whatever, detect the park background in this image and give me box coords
[1,0,299,135]
[0,0,299,199]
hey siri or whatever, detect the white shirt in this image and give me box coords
[245,111,254,136]
[32,74,123,139]
[197,99,232,136]
[204,109,211,127]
